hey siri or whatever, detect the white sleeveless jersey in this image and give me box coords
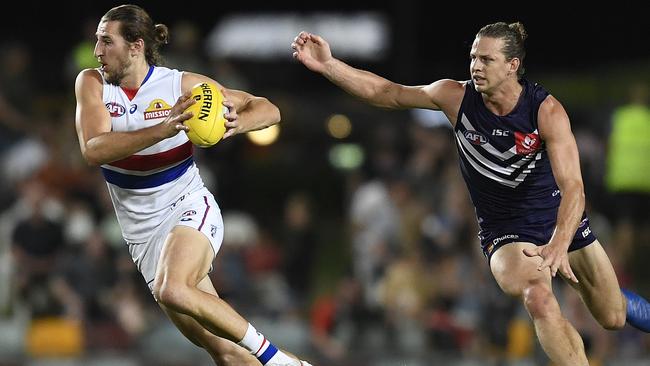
[100,66,205,243]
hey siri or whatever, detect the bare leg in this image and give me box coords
[159,276,260,365]
[152,226,250,341]
[152,226,307,365]
[565,240,626,329]
[491,242,588,366]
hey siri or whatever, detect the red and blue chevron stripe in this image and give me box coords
[101,141,194,189]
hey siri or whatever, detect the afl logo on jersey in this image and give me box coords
[106,102,126,117]
[464,130,488,145]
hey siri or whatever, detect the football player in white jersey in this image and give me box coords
[75,4,311,366]
[292,22,650,365]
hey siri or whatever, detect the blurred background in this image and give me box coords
[1,1,649,365]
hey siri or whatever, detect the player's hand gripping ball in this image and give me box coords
[184,82,228,147]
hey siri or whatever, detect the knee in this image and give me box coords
[152,279,191,312]
[598,310,626,330]
[523,284,559,320]
[590,291,626,330]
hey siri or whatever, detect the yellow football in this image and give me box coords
[184,82,227,147]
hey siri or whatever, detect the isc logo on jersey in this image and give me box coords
[464,130,488,145]
[106,102,126,117]
[144,99,172,120]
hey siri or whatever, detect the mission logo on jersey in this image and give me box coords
[144,99,172,120]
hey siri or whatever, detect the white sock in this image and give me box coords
[238,323,265,354]
[238,323,297,365]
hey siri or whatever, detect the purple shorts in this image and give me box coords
[479,212,596,262]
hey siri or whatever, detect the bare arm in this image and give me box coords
[318,57,437,109]
[541,96,585,248]
[182,72,281,139]
[292,31,463,114]
[524,95,584,282]
[74,69,195,165]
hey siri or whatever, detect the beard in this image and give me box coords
[104,54,132,86]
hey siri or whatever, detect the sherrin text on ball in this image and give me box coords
[184,82,227,147]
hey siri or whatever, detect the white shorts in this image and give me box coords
[127,188,224,291]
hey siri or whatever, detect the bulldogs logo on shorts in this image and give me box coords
[210,225,217,238]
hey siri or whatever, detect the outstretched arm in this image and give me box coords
[523,95,584,283]
[292,31,461,112]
